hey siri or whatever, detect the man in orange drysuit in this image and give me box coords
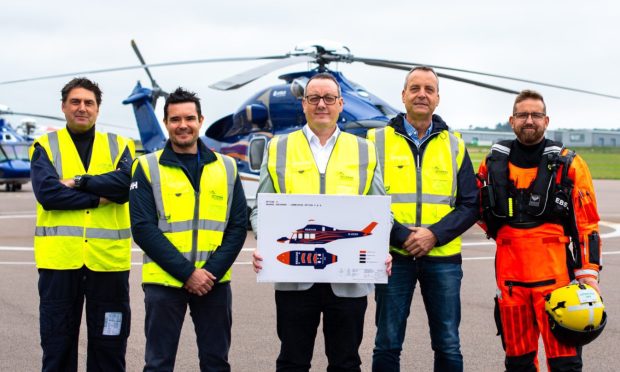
[477,89,602,371]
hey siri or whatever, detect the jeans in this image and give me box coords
[373,257,463,372]
[143,283,232,372]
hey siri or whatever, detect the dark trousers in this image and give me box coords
[38,267,130,372]
[143,282,232,372]
[275,284,367,372]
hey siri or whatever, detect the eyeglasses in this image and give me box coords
[513,112,546,121]
[304,95,340,105]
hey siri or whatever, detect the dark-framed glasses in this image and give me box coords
[304,95,340,105]
[513,112,546,121]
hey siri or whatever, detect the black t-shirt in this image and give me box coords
[176,152,201,189]
[67,125,96,170]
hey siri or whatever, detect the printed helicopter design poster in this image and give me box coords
[257,194,390,283]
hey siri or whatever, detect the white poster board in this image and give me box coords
[256,193,391,283]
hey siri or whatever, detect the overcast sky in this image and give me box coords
[1,1,619,139]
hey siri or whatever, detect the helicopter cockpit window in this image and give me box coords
[290,78,309,99]
[1,143,29,160]
[13,144,30,160]
[0,146,7,162]
[248,136,267,172]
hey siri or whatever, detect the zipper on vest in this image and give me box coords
[320,173,326,194]
[394,131,422,225]
[190,191,200,263]
[395,130,440,227]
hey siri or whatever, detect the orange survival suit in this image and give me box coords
[478,139,601,372]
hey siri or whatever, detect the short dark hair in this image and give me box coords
[513,89,546,114]
[403,66,439,91]
[305,72,341,96]
[163,87,202,121]
[61,77,102,105]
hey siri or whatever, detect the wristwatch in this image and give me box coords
[74,175,85,189]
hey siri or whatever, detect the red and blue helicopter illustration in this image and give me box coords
[277,247,337,270]
[277,221,378,244]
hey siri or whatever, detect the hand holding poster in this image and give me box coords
[256,193,391,283]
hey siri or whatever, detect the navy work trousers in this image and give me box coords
[38,267,130,372]
[275,283,367,372]
[143,282,232,372]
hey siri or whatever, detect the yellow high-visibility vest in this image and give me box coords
[31,128,134,271]
[136,151,237,287]
[368,126,464,257]
[266,130,376,195]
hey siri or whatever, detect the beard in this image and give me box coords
[516,126,545,145]
[171,134,199,149]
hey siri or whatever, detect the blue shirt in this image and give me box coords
[403,117,433,147]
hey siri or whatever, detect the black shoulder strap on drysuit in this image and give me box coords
[484,140,512,218]
[556,149,580,272]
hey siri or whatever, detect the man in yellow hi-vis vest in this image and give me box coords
[251,73,392,372]
[129,88,247,371]
[30,78,134,371]
[368,67,479,372]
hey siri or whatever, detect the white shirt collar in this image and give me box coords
[302,124,340,147]
[301,124,340,174]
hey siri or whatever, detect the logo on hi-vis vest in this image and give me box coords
[338,171,353,182]
[130,181,138,190]
[210,190,223,201]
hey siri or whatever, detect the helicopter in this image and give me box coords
[277,247,338,270]
[3,41,619,200]
[0,113,32,191]
[277,221,378,245]
[118,40,619,209]
[0,106,68,191]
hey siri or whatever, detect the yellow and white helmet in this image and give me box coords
[545,283,607,346]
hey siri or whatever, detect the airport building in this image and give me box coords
[459,129,620,147]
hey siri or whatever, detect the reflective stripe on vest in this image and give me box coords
[369,126,464,257]
[35,226,131,239]
[138,151,236,287]
[32,129,132,271]
[267,130,376,195]
[46,130,120,179]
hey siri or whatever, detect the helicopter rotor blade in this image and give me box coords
[359,60,519,94]
[0,55,290,86]
[131,39,157,89]
[130,39,170,107]
[0,111,66,122]
[353,57,620,99]
[209,55,316,90]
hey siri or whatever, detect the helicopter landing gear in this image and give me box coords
[5,183,21,192]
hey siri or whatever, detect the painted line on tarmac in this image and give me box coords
[0,214,36,219]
